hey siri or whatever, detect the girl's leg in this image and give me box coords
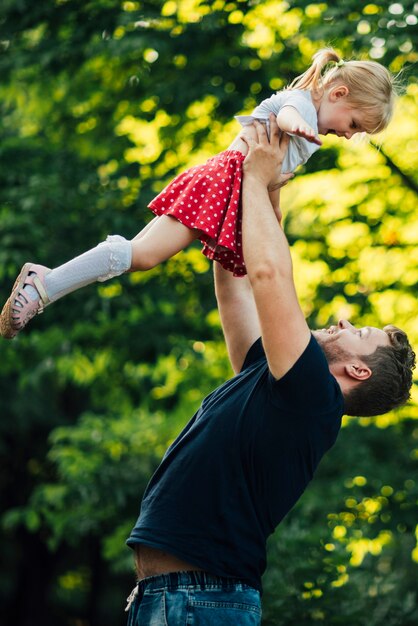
[0,216,199,337]
[130,216,199,270]
[24,216,195,300]
[0,234,133,338]
[132,216,160,241]
[44,234,132,299]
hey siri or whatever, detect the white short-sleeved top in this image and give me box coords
[235,90,319,173]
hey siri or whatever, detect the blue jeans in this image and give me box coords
[126,571,262,625]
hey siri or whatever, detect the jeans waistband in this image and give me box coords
[125,571,257,613]
[138,570,251,594]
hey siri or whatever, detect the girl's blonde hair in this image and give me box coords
[289,48,398,134]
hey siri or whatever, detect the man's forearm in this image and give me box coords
[214,263,261,374]
[242,175,293,283]
[268,188,282,222]
[239,118,310,380]
[214,262,252,303]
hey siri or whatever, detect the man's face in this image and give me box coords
[313,320,390,362]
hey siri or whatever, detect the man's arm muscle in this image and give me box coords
[242,120,311,379]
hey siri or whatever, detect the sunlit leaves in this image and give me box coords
[290,0,418,68]
[0,1,417,623]
[281,85,418,367]
[242,1,298,56]
[263,420,418,624]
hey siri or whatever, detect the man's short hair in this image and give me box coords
[344,325,416,417]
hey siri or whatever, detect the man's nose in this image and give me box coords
[344,130,353,140]
[338,319,355,331]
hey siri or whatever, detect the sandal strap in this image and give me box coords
[10,292,40,329]
[32,274,50,308]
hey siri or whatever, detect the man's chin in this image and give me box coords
[314,333,352,365]
[312,329,328,344]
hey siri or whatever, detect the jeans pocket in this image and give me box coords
[135,590,168,626]
[188,589,261,625]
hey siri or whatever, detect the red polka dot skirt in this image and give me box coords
[148,150,246,276]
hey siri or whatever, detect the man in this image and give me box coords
[125,116,415,625]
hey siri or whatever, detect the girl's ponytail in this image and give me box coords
[289,48,341,92]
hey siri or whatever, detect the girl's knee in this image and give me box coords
[130,241,160,271]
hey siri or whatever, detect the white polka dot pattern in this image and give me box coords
[148,150,247,276]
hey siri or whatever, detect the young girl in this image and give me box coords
[1,48,397,339]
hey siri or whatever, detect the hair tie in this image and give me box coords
[336,59,345,67]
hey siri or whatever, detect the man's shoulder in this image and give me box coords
[270,335,344,415]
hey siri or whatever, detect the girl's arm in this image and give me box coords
[277,106,322,145]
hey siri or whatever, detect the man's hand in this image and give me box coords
[241,114,292,189]
[241,114,293,225]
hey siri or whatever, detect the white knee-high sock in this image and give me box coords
[42,235,132,302]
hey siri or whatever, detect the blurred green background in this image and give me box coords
[0,1,417,624]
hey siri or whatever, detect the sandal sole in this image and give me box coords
[0,263,34,339]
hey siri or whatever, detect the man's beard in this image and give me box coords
[315,334,353,365]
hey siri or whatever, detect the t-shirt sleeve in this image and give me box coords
[275,91,317,127]
[240,337,265,372]
[269,334,344,414]
[251,91,318,131]
[234,91,319,172]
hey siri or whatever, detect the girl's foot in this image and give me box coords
[0,263,51,339]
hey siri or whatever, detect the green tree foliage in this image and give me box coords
[0,1,417,624]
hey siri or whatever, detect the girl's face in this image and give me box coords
[317,85,364,139]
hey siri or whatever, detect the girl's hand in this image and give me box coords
[290,123,322,145]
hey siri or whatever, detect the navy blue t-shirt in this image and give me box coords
[127,335,344,591]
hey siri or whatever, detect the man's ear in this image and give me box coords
[345,362,372,381]
[329,85,350,101]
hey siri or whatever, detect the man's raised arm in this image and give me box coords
[214,125,294,374]
[214,264,261,375]
[241,115,311,380]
